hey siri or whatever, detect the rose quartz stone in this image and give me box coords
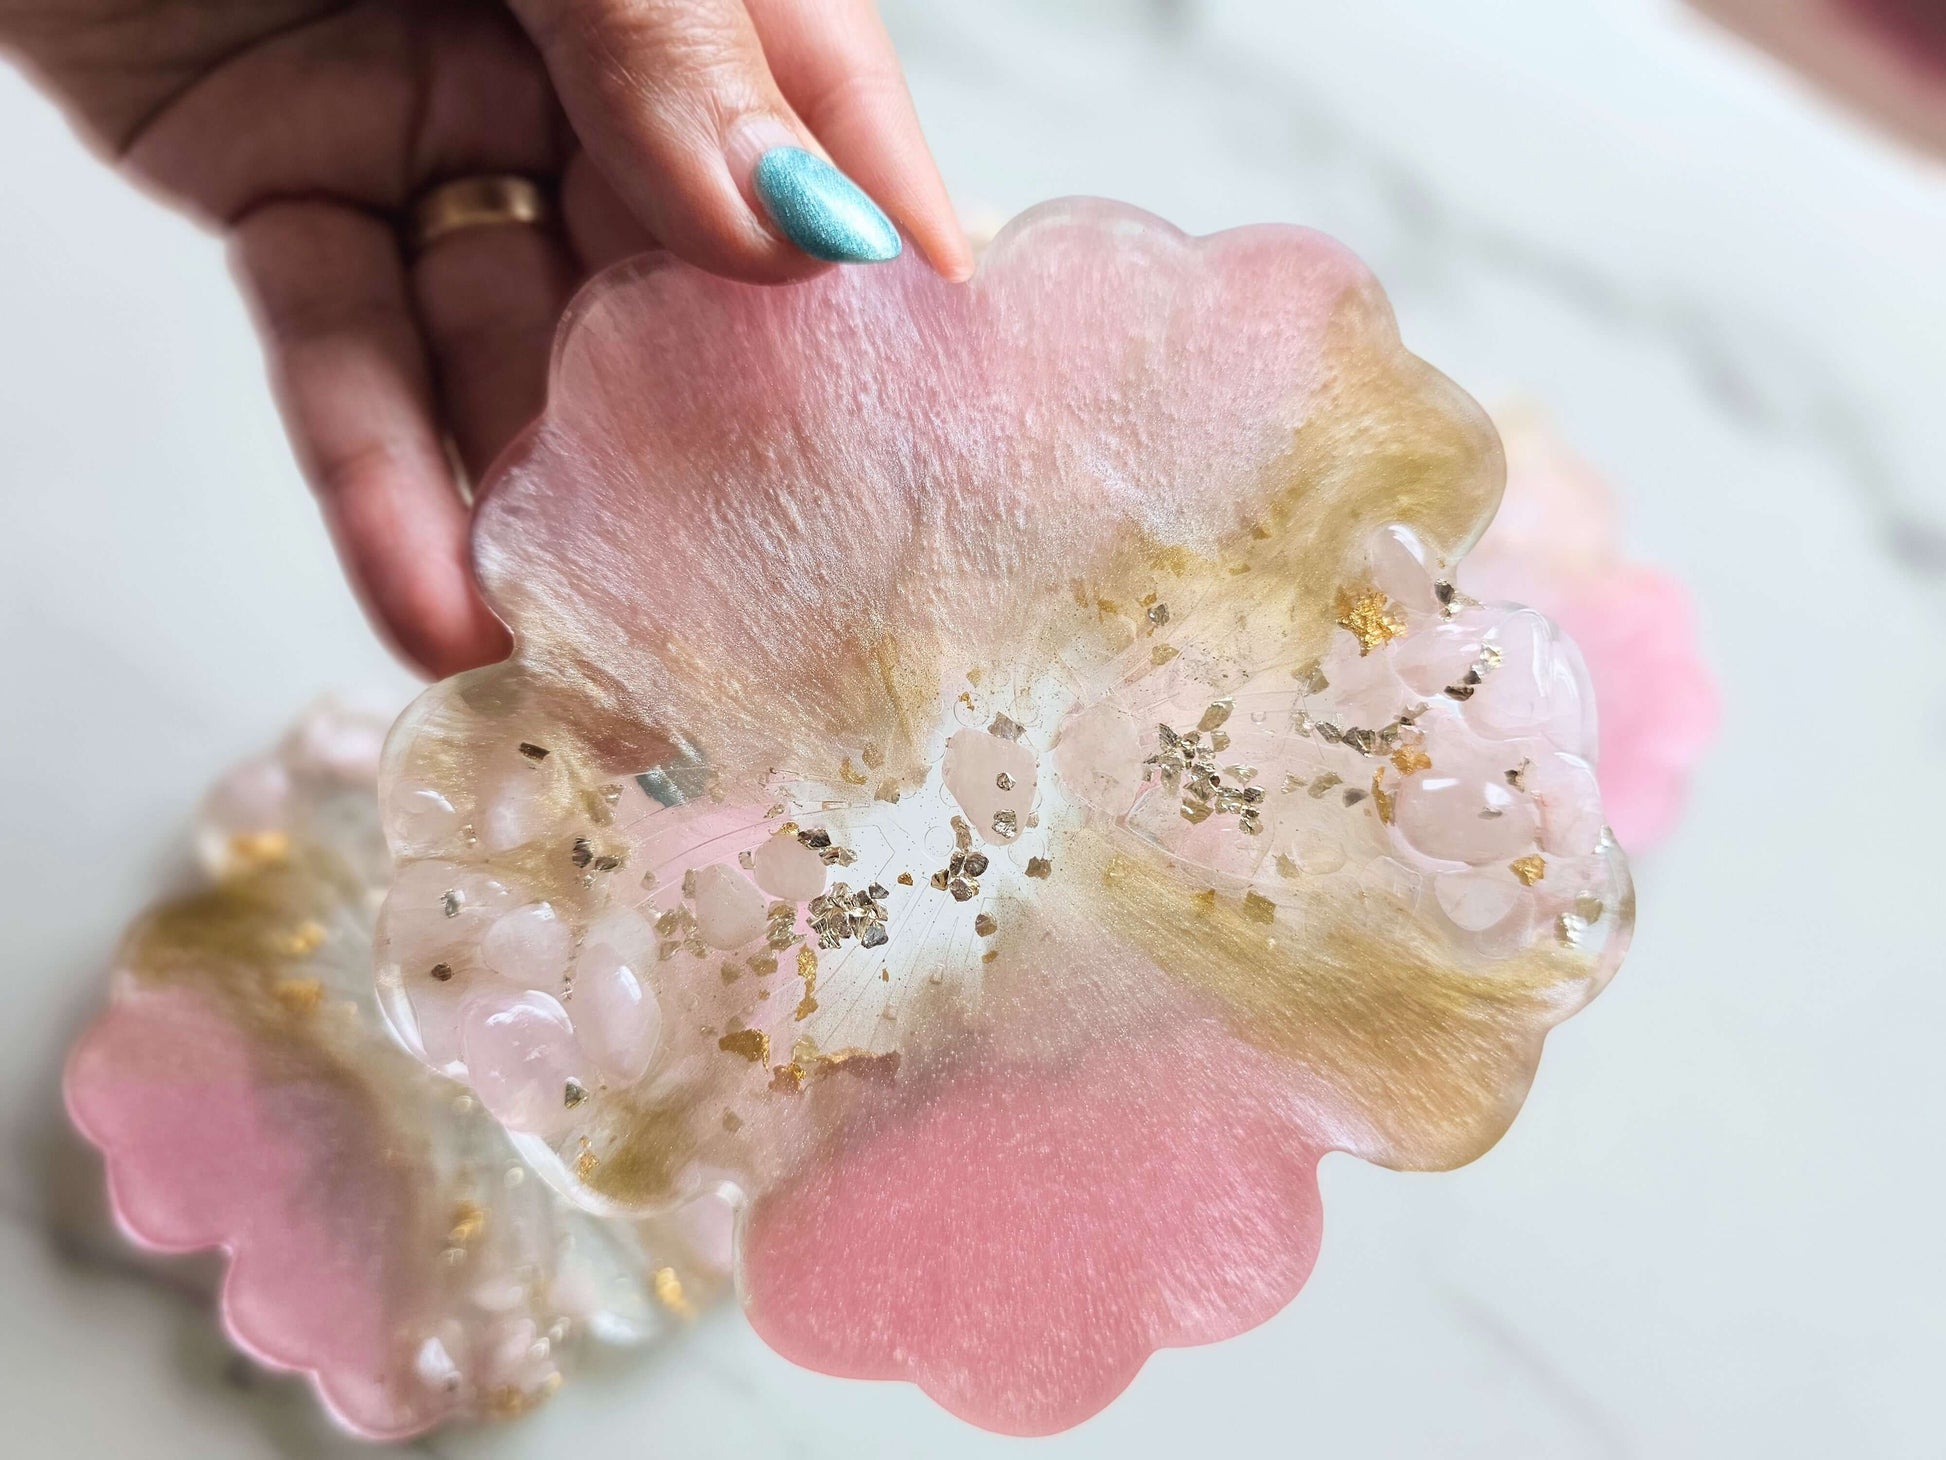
[460,991,588,1136]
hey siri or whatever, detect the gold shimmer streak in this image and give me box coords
[1068,832,1604,1168]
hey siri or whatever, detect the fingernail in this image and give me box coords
[750,147,901,265]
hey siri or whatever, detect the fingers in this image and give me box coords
[559,148,661,274]
[747,0,970,280]
[507,0,821,281]
[231,202,511,677]
[409,216,578,479]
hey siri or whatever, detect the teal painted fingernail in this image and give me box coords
[752,148,901,264]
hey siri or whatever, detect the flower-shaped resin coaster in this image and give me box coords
[66,704,729,1440]
[376,200,1635,1435]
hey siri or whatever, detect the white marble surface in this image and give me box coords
[3,0,1943,1454]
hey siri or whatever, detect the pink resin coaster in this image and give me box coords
[1693,0,1946,157]
[373,200,1636,1435]
[65,703,730,1439]
[1470,408,1718,853]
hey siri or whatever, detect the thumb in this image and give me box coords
[509,0,899,280]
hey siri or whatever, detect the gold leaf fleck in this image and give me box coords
[1391,745,1433,776]
[1510,854,1547,886]
[1241,891,1278,925]
[1335,588,1407,655]
[717,1028,770,1063]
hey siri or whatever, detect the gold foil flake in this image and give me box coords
[1025,856,1053,879]
[1151,644,1181,666]
[1275,853,1301,879]
[929,869,950,891]
[1242,891,1278,925]
[951,815,973,851]
[794,945,819,1020]
[839,758,868,787]
[769,1061,806,1094]
[563,1078,589,1108]
[992,810,1019,839]
[1335,588,1407,655]
[1147,602,1171,628]
[747,952,777,975]
[988,713,1026,742]
[722,1110,743,1133]
[1510,855,1547,886]
[429,962,455,982]
[574,1146,599,1180]
[807,881,890,950]
[1292,659,1329,694]
[880,968,891,981]
[1149,719,1264,832]
[516,742,550,762]
[570,837,594,869]
[995,771,1016,792]
[1198,698,1235,732]
[794,825,857,867]
[1575,893,1605,924]
[1555,913,1586,948]
[1392,745,1433,776]
[974,913,998,937]
[861,742,886,769]
[1371,769,1396,825]
[764,803,785,818]
[718,1028,770,1064]
[896,871,914,886]
[1307,772,1344,799]
[652,1267,695,1320]
[982,948,1000,963]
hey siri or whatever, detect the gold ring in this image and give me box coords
[406,175,552,255]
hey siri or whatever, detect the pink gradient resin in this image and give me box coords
[744,1024,1326,1434]
[68,987,449,1439]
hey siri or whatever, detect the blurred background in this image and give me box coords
[2,0,1942,1454]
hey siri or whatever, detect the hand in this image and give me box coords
[0,0,969,675]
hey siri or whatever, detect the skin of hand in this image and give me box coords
[0,0,971,675]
